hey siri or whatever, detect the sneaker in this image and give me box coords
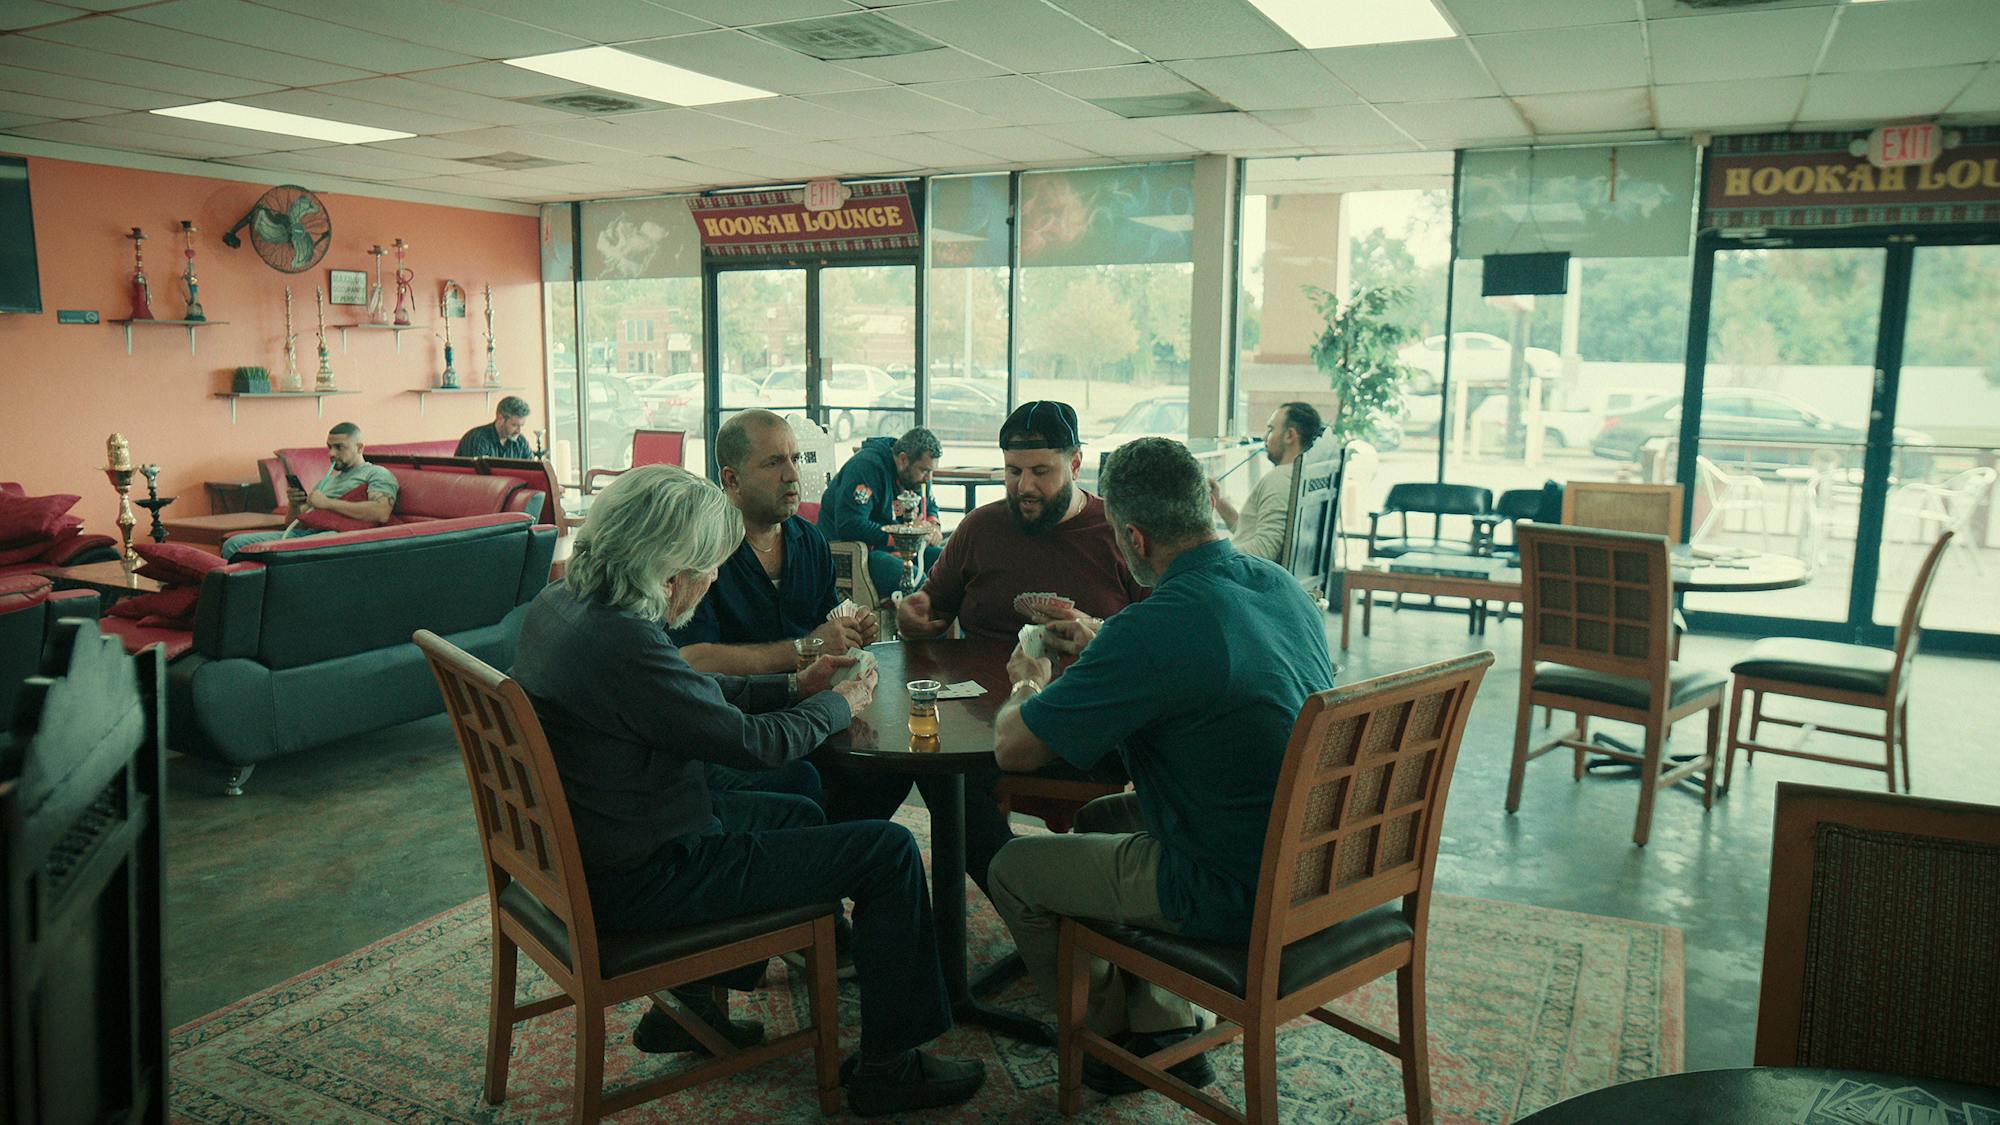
[1081,1025,1217,1096]
[840,1049,986,1117]
[631,994,766,1055]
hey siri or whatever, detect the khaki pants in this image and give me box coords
[987,792,1197,1036]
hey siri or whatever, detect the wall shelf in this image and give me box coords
[405,386,520,416]
[212,390,357,423]
[334,323,427,354]
[111,318,228,356]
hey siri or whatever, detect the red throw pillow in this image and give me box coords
[106,586,199,627]
[0,573,52,610]
[0,539,51,565]
[134,541,229,587]
[0,491,80,544]
[295,484,378,533]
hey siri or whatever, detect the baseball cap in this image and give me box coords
[998,400,1081,450]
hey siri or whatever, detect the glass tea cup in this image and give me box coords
[906,679,941,752]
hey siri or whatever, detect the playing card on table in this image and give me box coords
[935,681,987,700]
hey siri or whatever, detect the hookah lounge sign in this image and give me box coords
[1702,125,2000,231]
[689,181,919,259]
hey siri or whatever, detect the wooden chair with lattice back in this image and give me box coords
[414,629,841,1124]
[1563,481,1684,543]
[1055,651,1493,1125]
[1756,782,2000,1087]
[1507,524,1726,846]
[1725,532,1951,794]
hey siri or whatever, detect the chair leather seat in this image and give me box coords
[498,881,835,980]
[1079,903,1413,1000]
[1533,662,1727,711]
[1731,637,1896,697]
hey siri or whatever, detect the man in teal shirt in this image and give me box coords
[988,436,1334,1095]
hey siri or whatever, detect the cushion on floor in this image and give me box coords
[1533,663,1727,711]
[1730,637,1896,696]
[497,880,835,980]
[1078,902,1413,1000]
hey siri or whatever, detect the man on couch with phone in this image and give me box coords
[222,422,399,559]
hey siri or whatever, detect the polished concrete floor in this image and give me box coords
[163,604,2000,1080]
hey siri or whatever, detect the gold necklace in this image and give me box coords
[748,532,781,556]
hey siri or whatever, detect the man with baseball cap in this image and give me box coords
[895,400,1145,642]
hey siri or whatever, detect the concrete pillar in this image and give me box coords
[1187,154,1236,440]
[1240,192,1348,438]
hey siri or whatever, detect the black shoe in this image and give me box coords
[840,1049,986,1117]
[1081,1026,1216,1096]
[632,997,766,1055]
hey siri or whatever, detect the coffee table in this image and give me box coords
[1341,566,1522,649]
[36,560,163,607]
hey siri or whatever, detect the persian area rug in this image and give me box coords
[169,808,1682,1123]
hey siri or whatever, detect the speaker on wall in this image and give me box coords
[1481,251,1569,297]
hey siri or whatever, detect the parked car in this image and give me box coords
[641,372,763,431]
[1397,332,1560,394]
[757,363,909,440]
[871,378,1006,442]
[1591,388,1933,475]
[1469,395,1600,450]
[550,374,651,470]
[1098,393,1403,456]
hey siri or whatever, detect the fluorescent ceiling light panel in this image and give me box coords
[152,102,413,143]
[505,47,775,107]
[1248,0,1454,50]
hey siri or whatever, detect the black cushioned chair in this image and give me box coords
[1473,481,1563,558]
[1365,483,1493,560]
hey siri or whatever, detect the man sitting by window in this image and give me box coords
[221,421,396,559]
[454,395,533,458]
[1212,401,1324,562]
[896,400,1146,642]
[818,427,942,601]
[510,465,985,1116]
[987,437,1336,1095]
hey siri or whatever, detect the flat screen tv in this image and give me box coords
[0,156,43,315]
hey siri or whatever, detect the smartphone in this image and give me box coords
[284,471,304,492]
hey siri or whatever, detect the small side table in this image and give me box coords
[160,512,287,548]
[37,561,164,611]
[203,480,265,515]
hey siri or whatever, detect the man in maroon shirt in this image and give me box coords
[897,400,1146,641]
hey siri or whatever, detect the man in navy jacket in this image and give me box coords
[818,428,942,599]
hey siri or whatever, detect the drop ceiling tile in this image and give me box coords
[1653,76,1806,129]
[847,131,1003,169]
[0,67,187,111]
[87,108,340,150]
[435,125,640,162]
[306,77,571,128]
[516,116,678,154]
[453,0,713,43]
[1648,7,1835,85]
[405,63,587,99]
[367,134,516,159]
[881,0,1138,74]
[1946,64,2000,115]
[1799,65,1982,122]
[1820,0,2000,74]
[618,31,883,96]
[1037,63,1199,101]
[0,1,78,31]
[307,144,494,176]
[834,47,1009,85]
[0,114,51,130]
[697,95,904,138]
[1312,39,1501,103]
[214,150,438,181]
[797,85,998,130]
[1035,118,1179,156]
[1140,111,1295,151]
[1641,0,1834,15]
[596,107,789,150]
[1377,97,1531,144]
[927,125,1095,161]
[1438,0,1639,35]
[676,146,860,179]
[910,76,1114,124]
[1046,0,1294,62]
[0,36,280,99]
[6,117,270,157]
[120,0,480,73]
[1165,51,1357,112]
[1473,23,1648,96]
[234,89,489,135]
[665,0,856,25]
[554,162,696,191]
[257,0,590,58]
[26,17,376,87]
[1512,87,1651,135]
[0,88,133,120]
[1254,104,1413,149]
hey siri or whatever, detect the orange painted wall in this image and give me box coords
[0,153,544,533]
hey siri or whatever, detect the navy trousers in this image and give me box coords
[705,759,825,808]
[589,789,951,1057]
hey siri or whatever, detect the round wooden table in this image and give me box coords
[1669,548,1812,594]
[825,636,1052,1044]
[1516,1066,2000,1124]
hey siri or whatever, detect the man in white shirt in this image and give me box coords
[1211,401,1324,561]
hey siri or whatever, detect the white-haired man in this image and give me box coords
[510,465,984,1116]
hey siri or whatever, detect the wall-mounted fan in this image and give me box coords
[222,184,332,273]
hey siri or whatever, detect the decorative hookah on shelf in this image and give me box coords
[103,434,140,572]
[282,286,302,392]
[366,244,388,324]
[390,238,413,327]
[314,286,336,391]
[438,280,459,389]
[133,464,175,544]
[126,227,154,320]
[177,220,204,322]
[481,283,498,386]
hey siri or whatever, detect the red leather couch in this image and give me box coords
[0,483,120,580]
[267,446,549,524]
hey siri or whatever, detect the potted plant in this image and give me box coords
[1304,283,1422,572]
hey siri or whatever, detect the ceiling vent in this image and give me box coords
[749,13,945,60]
[522,91,665,116]
[458,152,565,170]
[1090,91,1236,119]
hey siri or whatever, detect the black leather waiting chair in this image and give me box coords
[1366,483,1494,560]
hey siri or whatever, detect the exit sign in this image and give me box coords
[1867,123,1939,168]
[803,179,847,212]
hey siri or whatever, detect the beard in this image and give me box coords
[1008,481,1072,536]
